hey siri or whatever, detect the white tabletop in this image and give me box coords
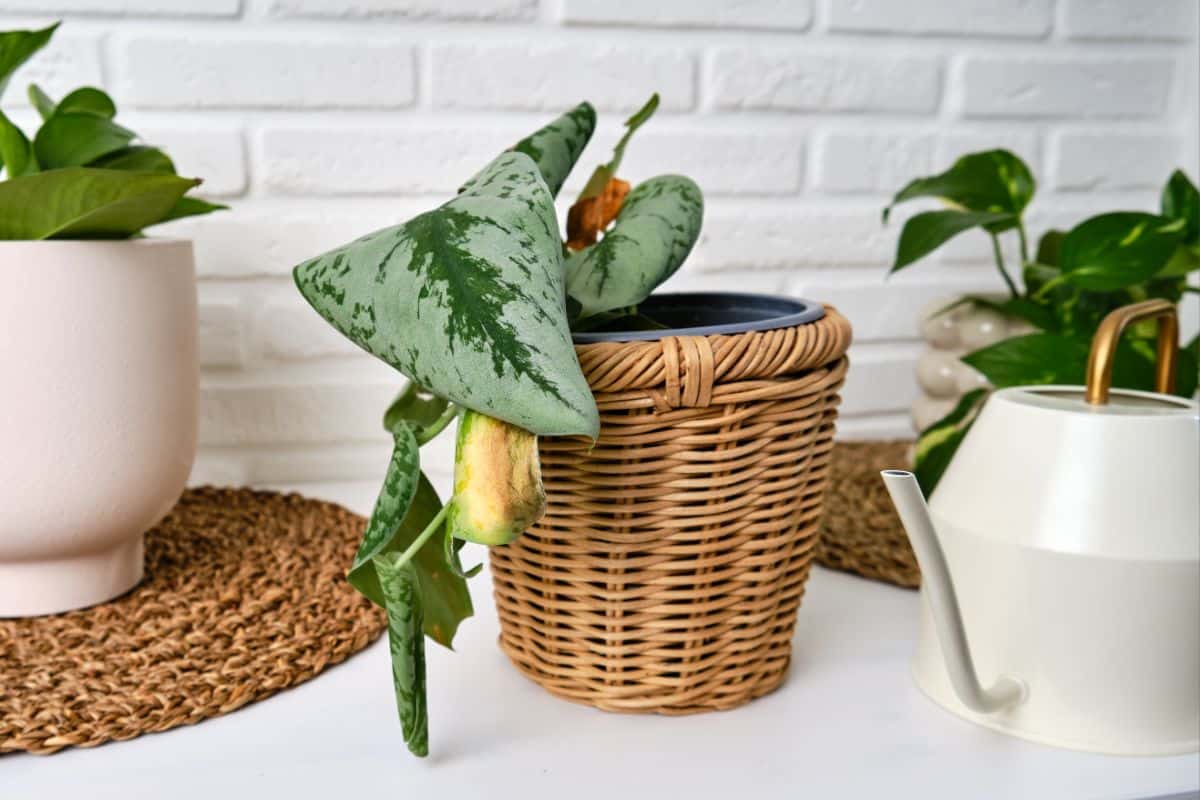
[5,481,1198,800]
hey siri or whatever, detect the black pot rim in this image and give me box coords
[571,292,826,344]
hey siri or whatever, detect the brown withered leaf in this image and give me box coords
[566,177,630,251]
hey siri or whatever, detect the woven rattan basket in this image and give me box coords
[489,301,852,714]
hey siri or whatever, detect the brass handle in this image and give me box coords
[1085,299,1178,405]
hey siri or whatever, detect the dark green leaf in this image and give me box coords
[1158,243,1200,277]
[884,149,1035,228]
[963,331,1159,391]
[566,174,703,317]
[1060,212,1185,291]
[889,209,1012,273]
[27,83,56,120]
[578,93,658,200]
[57,86,116,119]
[0,108,36,178]
[0,167,200,240]
[294,151,599,438]
[912,388,987,496]
[90,145,175,174]
[0,24,57,100]
[965,295,1057,332]
[383,382,449,434]
[374,553,429,758]
[153,194,227,225]
[1035,229,1065,267]
[509,101,596,197]
[33,111,135,168]
[1161,169,1199,244]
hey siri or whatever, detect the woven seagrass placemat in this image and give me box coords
[816,441,921,589]
[0,487,385,755]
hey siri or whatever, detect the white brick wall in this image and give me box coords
[3,0,1195,488]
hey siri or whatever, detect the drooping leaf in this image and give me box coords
[1035,229,1065,267]
[33,111,136,169]
[1059,212,1185,291]
[889,209,1012,273]
[56,86,116,119]
[1161,169,1199,244]
[578,93,658,200]
[90,145,175,174]
[27,83,57,120]
[294,150,599,438]
[509,100,595,197]
[0,108,36,178]
[0,167,200,240]
[912,388,987,496]
[0,24,57,100]
[153,194,227,225]
[383,382,450,435]
[347,424,421,603]
[884,149,1035,233]
[566,174,703,318]
[374,552,429,758]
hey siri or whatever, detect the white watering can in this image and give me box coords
[882,299,1199,756]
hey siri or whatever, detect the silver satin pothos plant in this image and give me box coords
[293,95,703,756]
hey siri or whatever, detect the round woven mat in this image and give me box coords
[816,441,920,589]
[0,487,385,755]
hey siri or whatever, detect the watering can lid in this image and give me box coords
[997,385,1198,417]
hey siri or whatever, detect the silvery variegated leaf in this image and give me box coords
[374,551,429,758]
[294,150,599,438]
[566,175,704,318]
[510,101,596,198]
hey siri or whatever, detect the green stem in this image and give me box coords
[416,405,458,445]
[390,502,451,567]
[989,233,1020,299]
[1016,221,1030,266]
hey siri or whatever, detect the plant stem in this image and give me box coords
[989,232,1020,299]
[1016,221,1030,266]
[390,502,451,567]
[417,405,458,445]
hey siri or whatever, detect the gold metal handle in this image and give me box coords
[1085,299,1178,405]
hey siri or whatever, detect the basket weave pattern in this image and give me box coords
[489,308,852,714]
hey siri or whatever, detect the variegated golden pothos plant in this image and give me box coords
[293,96,703,756]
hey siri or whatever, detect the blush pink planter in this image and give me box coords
[0,240,198,617]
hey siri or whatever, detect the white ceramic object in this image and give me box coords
[0,240,198,617]
[912,297,1034,431]
[883,300,1200,756]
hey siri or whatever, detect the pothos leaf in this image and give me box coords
[56,86,116,119]
[578,92,658,200]
[883,149,1034,232]
[566,174,703,318]
[33,111,135,169]
[912,388,987,496]
[509,101,596,198]
[294,150,599,438]
[374,552,429,758]
[889,209,1012,273]
[0,24,57,100]
[1059,212,1185,291]
[0,108,36,178]
[383,382,450,435]
[1161,169,1199,244]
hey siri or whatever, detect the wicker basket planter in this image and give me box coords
[489,294,853,714]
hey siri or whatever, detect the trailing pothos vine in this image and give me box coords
[293,95,703,756]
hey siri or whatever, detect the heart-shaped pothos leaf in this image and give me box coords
[294,151,599,438]
[509,101,595,198]
[566,174,703,318]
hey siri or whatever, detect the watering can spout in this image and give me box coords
[880,470,1027,714]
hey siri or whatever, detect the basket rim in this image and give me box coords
[571,292,825,344]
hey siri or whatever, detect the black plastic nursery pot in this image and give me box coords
[488,292,854,714]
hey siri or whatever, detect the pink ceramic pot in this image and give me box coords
[0,240,198,617]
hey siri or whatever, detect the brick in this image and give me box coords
[813,131,934,194]
[197,295,244,367]
[560,0,813,31]
[270,0,533,19]
[688,207,895,272]
[196,441,397,484]
[10,32,103,106]
[1049,131,1184,191]
[0,0,238,14]
[710,48,941,114]
[838,343,922,415]
[827,0,1051,37]
[957,56,1173,118]
[115,36,415,109]
[1062,0,1198,40]
[835,413,915,441]
[136,125,247,197]
[431,43,695,112]
[253,290,363,361]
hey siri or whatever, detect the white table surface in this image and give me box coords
[5,481,1198,800]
